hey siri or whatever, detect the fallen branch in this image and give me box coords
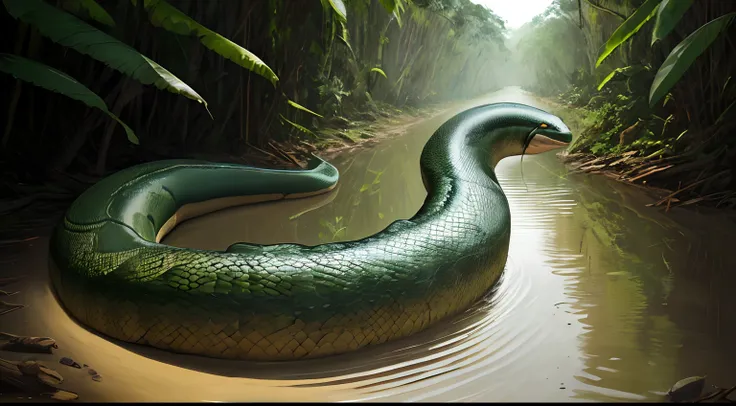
[0,332,58,354]
[246,143,291,166]
[579,163,607,172]
[696,388,727,402]
[650,172,725,207]
[676,192,731,208]
[0,358,78,401]
[713,385,736,402]
[268,141,303,168]
[627,164,674,182]
[608,151,638,167]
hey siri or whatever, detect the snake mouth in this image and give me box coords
[525,133,571,154]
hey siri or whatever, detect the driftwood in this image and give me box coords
[562,150,736,210]
[0,271,77,400]
[628,165,674,182]
[0,358,78,401]
[0,332,58,353]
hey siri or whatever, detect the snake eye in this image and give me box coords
[540,123,548,128]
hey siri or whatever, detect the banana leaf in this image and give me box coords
[597,65,647,91]
[60,0,115,27]
[651,0,694,45]
[286,99,323,118]
[0,53,138,144]
[2,0,209,115]
[325,0,347,22]
[596,0,663,67]
[134,0,279,87]
[649,13,736,107]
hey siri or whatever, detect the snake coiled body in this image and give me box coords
[49,103,571,361]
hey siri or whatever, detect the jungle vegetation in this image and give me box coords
[512,0,736,209]
[0,0,508,207]
[2,0,735,212]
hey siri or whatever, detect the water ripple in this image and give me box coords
[218,160,590,402]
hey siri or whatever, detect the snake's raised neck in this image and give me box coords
[418,102,572,203]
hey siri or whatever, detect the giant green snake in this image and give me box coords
[49,103,572,361]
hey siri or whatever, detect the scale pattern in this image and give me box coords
[47,103,568,361]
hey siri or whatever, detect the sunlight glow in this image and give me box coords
[471,0,555,30]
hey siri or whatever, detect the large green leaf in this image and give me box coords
[286,99,323,118]
[135,0,279,87]
[2,0,208,114]
[596,0,663,67]
[379,0,404,27]
[60,0,115,27]
[651,0,694,45]
[649,13,736,107]
[0,53,137,144]
[325,0,347,22]
[597,65,647,90]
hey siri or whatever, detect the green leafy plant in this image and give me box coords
[595,0,662,68]
[0,53,137,143]
[317,75,351,116]
[324,0,347,22]
[3,0,209,112]
[597,65,648,91]
[596,0,735,107]
[61,0,115,27]
[133,0,279,87]
[1,0,299,150]
[286,99,323,118]
[651,0,694,45]
[649,13,736,106]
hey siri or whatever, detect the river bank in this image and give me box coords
[542,98,736,212]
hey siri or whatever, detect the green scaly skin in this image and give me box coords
[49,103,572,361]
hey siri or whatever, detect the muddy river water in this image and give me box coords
[2,87,735,402]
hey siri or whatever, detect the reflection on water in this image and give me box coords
[162,88,736,402]
[10,88,733,402]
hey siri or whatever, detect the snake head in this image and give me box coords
[464,103,573,157]
[523,115,573,155]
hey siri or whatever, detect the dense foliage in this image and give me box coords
[0,0,507,188]
[512,0,736,207]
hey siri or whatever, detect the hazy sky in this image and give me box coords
[471,0,554,29]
